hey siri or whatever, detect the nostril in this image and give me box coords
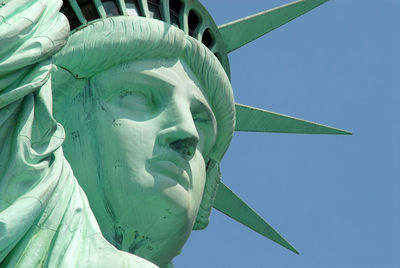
[169,137,198,159]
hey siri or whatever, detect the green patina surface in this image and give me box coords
[0,0,350,267]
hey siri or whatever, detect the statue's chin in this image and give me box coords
[96,197,195,267]
[79,167,198,266]
[109,221,191,267]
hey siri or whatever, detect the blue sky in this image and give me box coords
[175,1,400,267]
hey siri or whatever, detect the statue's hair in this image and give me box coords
[53,16,235,230]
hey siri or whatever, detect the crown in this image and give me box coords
[61,0,231,76]
[60,0,351,255]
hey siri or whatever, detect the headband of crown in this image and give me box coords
[60,0,351,255]
[61,0,231,77]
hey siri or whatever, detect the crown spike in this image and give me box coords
[213,182,299,254]
[235,103,351,135]
[218,0,329,53]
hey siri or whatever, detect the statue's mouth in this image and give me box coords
[147,154,191,190]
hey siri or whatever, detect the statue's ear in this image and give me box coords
[192,158,220,230]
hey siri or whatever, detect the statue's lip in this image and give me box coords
[147,154,191,190]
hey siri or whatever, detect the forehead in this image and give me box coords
[92,58,207,100]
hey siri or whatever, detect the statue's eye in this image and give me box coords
[120,89,155,107]
[191,106,216,156]
[111,88,163,120]
[192,110,211,124]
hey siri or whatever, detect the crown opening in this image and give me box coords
[102,1,121,16]
[125,0,141,16]
[188,9,200,36]
[201,28,214,48]
[61,1,82,29]
[148,0,162,19]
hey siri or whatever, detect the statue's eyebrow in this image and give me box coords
[138,69,177,88]
[96,69,175,101]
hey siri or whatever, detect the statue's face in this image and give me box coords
[88,59,217,265]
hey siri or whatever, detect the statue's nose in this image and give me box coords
[169,136,198,159]
[160,105,200,160]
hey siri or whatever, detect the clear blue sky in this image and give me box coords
[175,1,400,267]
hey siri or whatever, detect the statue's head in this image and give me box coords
[53,0,349,266]
[53,14,234,266]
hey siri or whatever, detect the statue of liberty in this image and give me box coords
[0,0,350,267]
